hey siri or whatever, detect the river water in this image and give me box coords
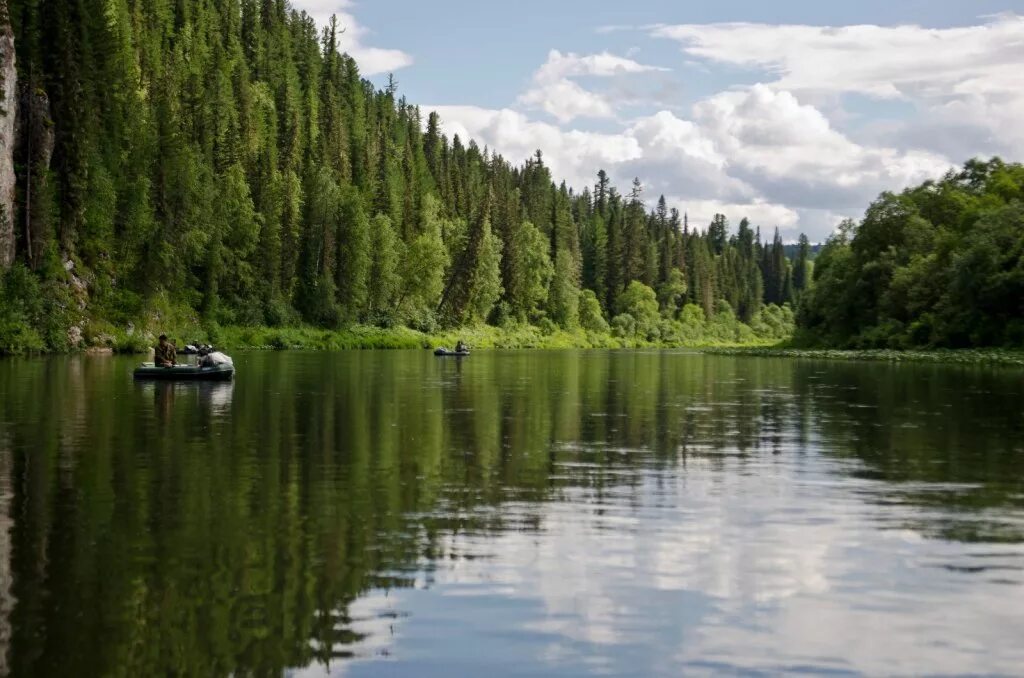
[0,350,1022,676]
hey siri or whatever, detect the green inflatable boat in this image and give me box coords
[133,363,235,381]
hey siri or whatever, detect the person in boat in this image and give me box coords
[455,339,468,353]
[155,334,177,367]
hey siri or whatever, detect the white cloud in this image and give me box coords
[650,15,1024,100]
[426,105,643,191]
[290,0,412,75]
[673,198,800,232]
[693,85,951,209]
[519,79,615,124]
[651,14,1024,159]
[628,111,723,169]
[429,90,952,240]
[534,49,670,82]
[518,50,669,123]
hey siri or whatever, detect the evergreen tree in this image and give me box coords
[507,221,553,321]
[793,233,811,294]
[0,0,814,352]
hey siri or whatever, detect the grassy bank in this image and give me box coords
[196,323,781,352]
[702,347,1024,367]
[0,321,783,356]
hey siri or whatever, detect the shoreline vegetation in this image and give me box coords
[0,3,1019,363]
[0,302,793,355]
[194,323,781,352]
[5,321,1024,367]
[704,347,1024,367]
[1,4,809,364]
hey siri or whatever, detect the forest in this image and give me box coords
[0,0,804,354]
[0,1,1018,356]
[798,158,1024,349]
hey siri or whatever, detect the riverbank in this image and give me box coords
[195,324,783,352]
[703,347,1024,367]
[0,321,784,356]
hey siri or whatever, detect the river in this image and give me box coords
[0,350,1022,676]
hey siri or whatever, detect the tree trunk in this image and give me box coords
[0,2,16,269]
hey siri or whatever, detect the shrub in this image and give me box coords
[265,297,301,328]
[537,318,558,335]
[578,290,609,334]
[616,281,659,340]
[0,264,47,354]
[611,313,636,340]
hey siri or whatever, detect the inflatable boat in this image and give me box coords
[433,348,470,357]
[133,362,235,381]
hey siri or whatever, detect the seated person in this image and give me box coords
[455,339,468,353]
[155,334,177,367]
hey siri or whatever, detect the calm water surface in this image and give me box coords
[0,350,1023,676]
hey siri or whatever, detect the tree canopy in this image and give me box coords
[798,159,1024,349]
[0,0,803,352]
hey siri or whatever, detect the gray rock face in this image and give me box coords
[0,7,16,269]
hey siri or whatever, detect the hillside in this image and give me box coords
[1,0,806,354]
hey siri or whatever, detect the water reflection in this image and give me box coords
[140,381,235,424]
[0,351,1022,676]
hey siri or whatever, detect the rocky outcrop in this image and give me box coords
[0,1,16,269]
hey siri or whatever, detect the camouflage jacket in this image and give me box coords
[155,342,176,365]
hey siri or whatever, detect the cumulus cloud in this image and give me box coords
[426,105,643,191]
[290,0,412,75]
[519,79,615,123]
[651,14,1024,158]
[518,50,669,123]
[650,15,1024,100]
[300,5,999,240]
[693,85,951,210]
[534,49,670,81]
[673,199,800,232]
[428,90,949,238]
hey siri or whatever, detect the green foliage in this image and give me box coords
[506,220,552,321]
[800,159,1024,348]
[0,0,819,352]
[0,265,46,354]
[548,248,579,329]
[465,218,503,323]
[611,313,637,340]
[705,346,1024,367]
[336,186,372,321]
[657,268,687,318]
[366,214,402,320]
[395,195,449,328]
[616,281,659,340]
[578,289,609,334]
[749,304,796,341]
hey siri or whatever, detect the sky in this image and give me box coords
[290,0,1024,241]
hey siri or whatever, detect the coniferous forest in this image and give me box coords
[0,0,1019,355]
[0,0,802,354]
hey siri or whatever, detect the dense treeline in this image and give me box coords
[0,0,803,354]
[798,159,1024,348]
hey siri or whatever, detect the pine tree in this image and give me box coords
[708,214,728,255]
[793,233,811,295]
[0,0,812,351]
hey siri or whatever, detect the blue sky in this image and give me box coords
[293,0,1024,240]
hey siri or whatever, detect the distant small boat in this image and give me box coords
[133,363,235,381]
[434,347,470,357]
